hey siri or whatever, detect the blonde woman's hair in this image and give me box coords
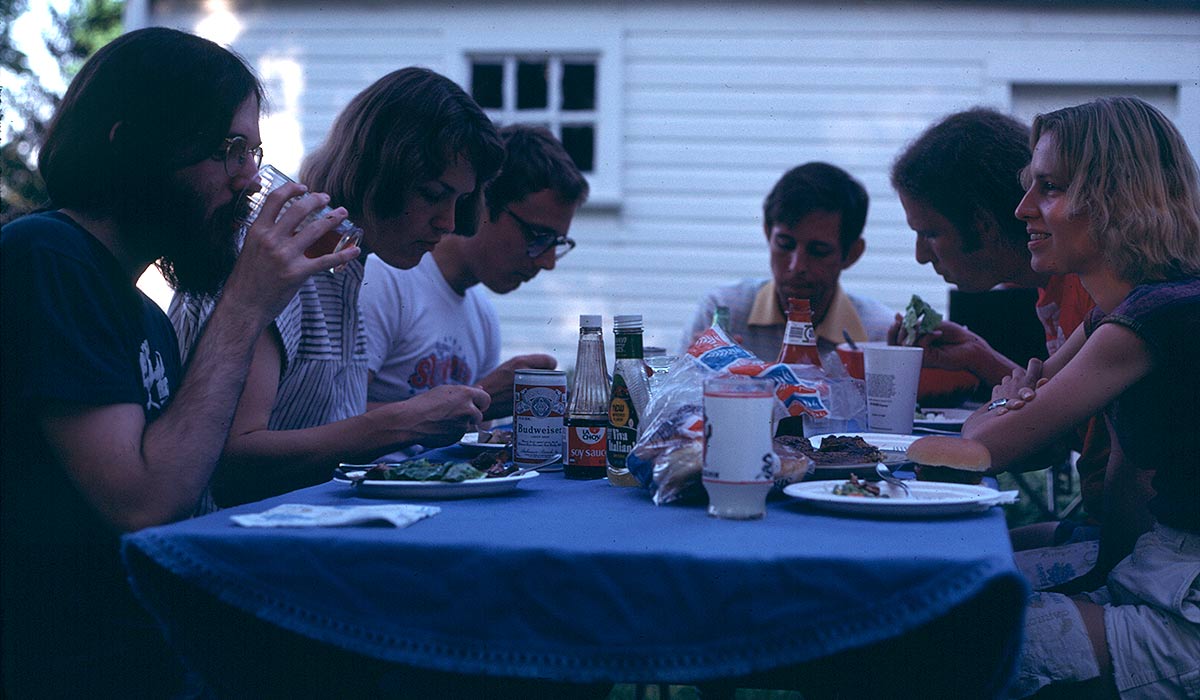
[1029,96,1200,283]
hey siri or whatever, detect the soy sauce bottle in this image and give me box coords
[564,315,609,479]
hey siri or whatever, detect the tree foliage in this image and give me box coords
[1,0,123,223]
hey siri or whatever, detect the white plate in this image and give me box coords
[913,408,973,431]
[784,479,1006,517]
[808,432,920,451]
[334,471,539,499]
[804,432,917,475]
[458,432,510,450]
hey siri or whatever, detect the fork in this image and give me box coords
[875,461,910,497]
[512,454,562,476]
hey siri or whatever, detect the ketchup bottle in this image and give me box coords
[777,297,822,366]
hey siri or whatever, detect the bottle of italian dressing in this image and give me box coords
[564,315,609,480]
[712,304,732,334]
[777,297,822,367]
[606,314,650,487]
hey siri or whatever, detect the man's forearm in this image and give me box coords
[136,295,274,518]
[967,341,1020,386]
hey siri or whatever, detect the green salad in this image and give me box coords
[362,459,485,483]
[901,294,943,345]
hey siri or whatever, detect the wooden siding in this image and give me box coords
[145,1,1200,366]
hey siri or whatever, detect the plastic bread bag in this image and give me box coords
[689,325,861,433]
[626,351,711,505]
[628,326,837,505]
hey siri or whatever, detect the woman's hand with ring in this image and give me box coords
[989,360,1047,415]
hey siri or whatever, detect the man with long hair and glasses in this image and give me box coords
[0,28,357,696]
[171,67,507,507]
[362,125,588,448]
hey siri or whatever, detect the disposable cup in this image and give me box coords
[702,376,780,519]
[864,345,923,434]
[240,164,363,272]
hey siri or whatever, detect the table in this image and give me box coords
[122,449,1028,698]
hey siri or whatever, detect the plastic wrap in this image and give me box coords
[627,326,866,505]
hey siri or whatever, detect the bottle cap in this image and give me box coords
[613,314,643,331]
[786,298,811,313]
[579,314,602,329]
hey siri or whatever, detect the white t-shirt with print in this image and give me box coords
[361,253,501,405]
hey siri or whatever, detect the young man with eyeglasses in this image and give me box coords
[0,28,357,697]
[361,125,588,435]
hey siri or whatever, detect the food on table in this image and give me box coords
[779,434,886,466]
[906,436,991,484]
[772,437,816,484]
[651,443,703,503]
[831,473,888,498]
[481,428,514,445]
[361,459,486,483]
[470,448,518,478]
[915,408,945,420]
[901,294,943,346]
[344,447,524,483]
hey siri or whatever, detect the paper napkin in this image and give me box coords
[231,503,441,528]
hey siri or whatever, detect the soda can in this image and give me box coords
[513,369,567,465]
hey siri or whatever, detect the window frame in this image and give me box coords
[445,27,623,207]
[470,54,599,173]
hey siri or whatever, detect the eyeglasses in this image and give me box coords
[504,207,575,260]
[212,135,263,177]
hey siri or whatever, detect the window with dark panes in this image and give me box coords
[471,63,503,109]
[469,54,599,174]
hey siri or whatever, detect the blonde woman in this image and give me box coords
[963,97,1200,698]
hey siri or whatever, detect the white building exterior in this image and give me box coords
[134,1,1200,365]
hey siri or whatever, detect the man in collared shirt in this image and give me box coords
[680,162,894,363]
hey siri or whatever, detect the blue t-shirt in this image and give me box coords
[1085,277,1200,533]
[1,211,185,696]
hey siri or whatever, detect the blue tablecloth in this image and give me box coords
[122,448,1027,693]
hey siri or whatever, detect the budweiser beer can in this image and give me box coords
[513,369,567,465]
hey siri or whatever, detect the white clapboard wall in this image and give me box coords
[141,1,1200,368]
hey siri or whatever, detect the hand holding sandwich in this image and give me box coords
[888,315,1022,387]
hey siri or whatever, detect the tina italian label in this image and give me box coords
[606,373,639,469]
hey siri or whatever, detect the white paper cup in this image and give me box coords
[864,345,924,434]
[702,376,780,519]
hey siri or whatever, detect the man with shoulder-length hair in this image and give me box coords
[362,124,589,435]
[0,27,357,696]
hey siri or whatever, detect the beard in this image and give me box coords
[118,174,246,299]
[156,196,243,299]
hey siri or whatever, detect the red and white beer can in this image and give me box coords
[513,369,567,465]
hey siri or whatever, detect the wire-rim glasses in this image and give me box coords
[212,136,264,177]
[504,207,575,260]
